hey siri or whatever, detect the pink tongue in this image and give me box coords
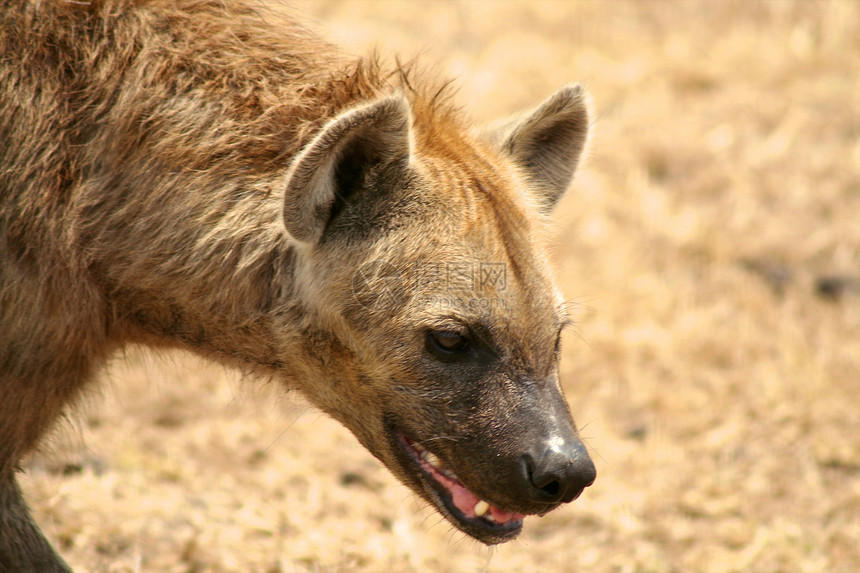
[489,506,522,523]
[431,465,525,524]
[448,478,480,517]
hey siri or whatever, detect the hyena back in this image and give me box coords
[0,1,595,570]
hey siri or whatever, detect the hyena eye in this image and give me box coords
[427,330,469,356]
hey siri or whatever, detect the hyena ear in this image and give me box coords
[282,96,412,244]
[487,84,590,212]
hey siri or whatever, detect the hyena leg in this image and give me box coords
[0,359,92,573]
[0,472,72,573]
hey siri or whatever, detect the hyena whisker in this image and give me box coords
[417,435,463,446]
[262,406,313,454]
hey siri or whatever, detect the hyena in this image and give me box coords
[0,1,596,570]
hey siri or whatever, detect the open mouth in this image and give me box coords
[393,430,525,543]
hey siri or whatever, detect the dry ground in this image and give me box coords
[21,1,859,572]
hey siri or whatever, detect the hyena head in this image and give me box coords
[281,85,595,544]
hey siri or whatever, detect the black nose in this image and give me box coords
[520,439,596,504]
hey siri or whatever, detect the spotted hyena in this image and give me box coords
[0,1,595,570]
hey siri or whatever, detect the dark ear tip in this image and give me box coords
[379,94,411,115]
[551,84,588,114]
[561,83,585,98]
[363,95,412,131]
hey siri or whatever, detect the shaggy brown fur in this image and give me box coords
[1,1,595,570]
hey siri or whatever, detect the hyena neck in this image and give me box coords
[107,183,303,376]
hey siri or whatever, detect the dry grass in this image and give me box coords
[22,1,859,572]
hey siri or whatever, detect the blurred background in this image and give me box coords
[24,1,859,571]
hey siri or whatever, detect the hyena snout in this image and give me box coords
[506,389,596,508]
[519,437,596,505]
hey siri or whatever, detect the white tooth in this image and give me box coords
[474,500,490,517]
[424,452,442,468]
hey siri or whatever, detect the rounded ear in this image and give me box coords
[282,96,412,244]
[487,85,590,212]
